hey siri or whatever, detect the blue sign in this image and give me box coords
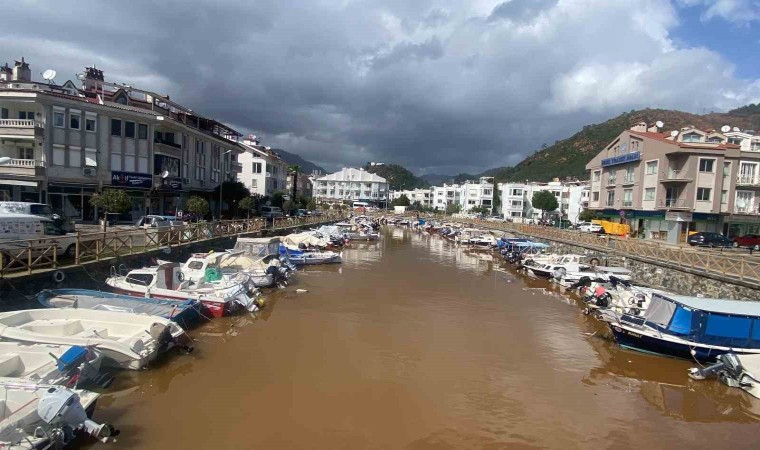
[601,151,640,167]
[111,171,152,189]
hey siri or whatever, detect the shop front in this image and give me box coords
[110,171,152,222]
[151,177,184,216]
[47,183,97,223]
[0,181,42,202]
[724,215,760,238]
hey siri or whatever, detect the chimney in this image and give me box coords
[82,65,105,91]
[12,57,31,82]
[647,124,658,133]
[630,122,647,132]
[0,62,11,81]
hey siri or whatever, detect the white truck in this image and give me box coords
[0,213,81,263]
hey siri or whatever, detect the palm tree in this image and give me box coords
[288,164,301,203]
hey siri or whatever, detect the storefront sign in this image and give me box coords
[157,177,183,190]
[111,171,152,189]
[601,151,640,167]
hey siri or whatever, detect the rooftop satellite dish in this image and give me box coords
[160,170,170,179]
[670,130,679,137]
[76,73,85,81]
[655,121,664,128]
[42,69,56,84]
[733,127,740,132]
[721,125,731,133]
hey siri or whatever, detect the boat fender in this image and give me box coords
[589,257,600,266]
[53,270,66,283]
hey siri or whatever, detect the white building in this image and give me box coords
[390,188,433,207]
[499,180,588,223]
[314,167,389,205]
[237,136,288,197]
[429,177,494,212]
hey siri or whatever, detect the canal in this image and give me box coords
[80,226,760,449]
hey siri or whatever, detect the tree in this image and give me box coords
[307,197,317,210]
[89,189,131,231]
[283,200,295,215]
[531,190,559,218]
[391,194,411,207]
[271,192,285,208]
[578,208,598,222]
[491,179,500,215]
[238,196,258,219]
[213,181,250,218]
[186,196,210,220]
[445,203,461,215]
[288,165,301,201]
[470,205,490,215]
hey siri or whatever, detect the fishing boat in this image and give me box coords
[225,237,295,285]
[601,292,760,362]
[0,381,114,448]
[689,353,760,400]
[0,308,192,370]
[573,277,665,316]
[557,266,632,286]
[37,289,201,326]
[0,342,107,387]
[283,247,342,265]
[106,260,261,318]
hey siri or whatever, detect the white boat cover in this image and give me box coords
[283,233,328,249]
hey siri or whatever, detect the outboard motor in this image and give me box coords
[36,386,115,444]
[688,353,741,381]
[569,276,593,291]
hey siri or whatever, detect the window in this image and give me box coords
[52,145,65,166]
[110,154,122,171]
[136,124,148,140]
[85,117,96,132]
[18,111,35,120]
[252,179,258,188]
[124,121,135,139]
[138,157,149,174]
[510,188,523,196]
[699,158,715,173]
[54,111,65,128]
[645,160,658,175]
[644,188,655,201]
[17,147,33,160]
[623,189,633,206]
[0,108,8,119]
[85,148,97,167]
[721,190,728,204]
[69,146,81,168]
[69,111,80,130]
[252,162,262,174]
[696,187,711,201]
[625,166,635,183]
[111,119,122,137]
[723,162,731,177]
[125,273,154,286]
[728,138,743,146]
[592,192,600,202]
[606,191,614,206]
[682,132,702,143]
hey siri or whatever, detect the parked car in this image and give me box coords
[136,215,173,228]
[732,234,760,250]
[687,232,733,248]
[578,222,603,233]
[260,206,284,219]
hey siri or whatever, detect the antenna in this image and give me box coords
[733,127,740,132]
[721,125,731,133]
[41,69,57,84]
[670,130,678,137]
[655,121,664,128]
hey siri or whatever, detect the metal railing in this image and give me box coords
[660,198,690,209]
[0,212,345,277]
[0,158,44,167]
[736,175,760,186]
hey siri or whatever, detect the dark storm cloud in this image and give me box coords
[2,0,758,174]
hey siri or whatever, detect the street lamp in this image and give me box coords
[218,150,232,220]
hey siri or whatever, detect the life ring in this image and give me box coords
[53,270,65,283]
[177,271,185,282]
[589,257,600,267]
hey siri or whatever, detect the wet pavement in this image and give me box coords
[77,226,760,449]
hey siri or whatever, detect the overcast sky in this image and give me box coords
[3,0,760,174]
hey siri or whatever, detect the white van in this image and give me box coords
[260,206,284,219]
[0,202,75,232]
[0,213,80,260]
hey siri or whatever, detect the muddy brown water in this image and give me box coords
[77,226,760,449]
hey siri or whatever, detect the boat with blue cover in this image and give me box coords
[37,289,201,326]
[279,245,341,265]
[600,292,760,362]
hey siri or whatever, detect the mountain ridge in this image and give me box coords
[272,148,326,174]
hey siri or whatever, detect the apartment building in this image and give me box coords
[237,137,288,197]
[286,170,314,199]
[314,167,389,206]
[0,57,244,221]
[585,121,760,243]
[430,177,494,212]
[499,180,588,223]
[390,188,433,207]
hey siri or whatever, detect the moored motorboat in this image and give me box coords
[285,248,342,265]
[0,308,192,370]
[37,289,201,326]
[600,292,760,362]
[0,342,108,387]
[689,353,760,400]
[523,254,590,278]
[0,381,114,448]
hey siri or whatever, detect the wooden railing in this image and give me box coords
[0,213,344,277]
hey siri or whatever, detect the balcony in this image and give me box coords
[606,178,617,187]
[661,169,692,183]
[0,119,44,139]
[622,175,635,185]
[658,198,692,210]
[622,201,633,207]
[231,161,243,174]
[0,158,45,179]
[153,138,182,158]
[736,175,760,187]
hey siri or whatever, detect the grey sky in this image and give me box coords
[3,0,759,174]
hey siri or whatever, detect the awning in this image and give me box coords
[0,180,38,187]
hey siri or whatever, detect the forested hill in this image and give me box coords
[473,106,760,183]
[363,163,430,190]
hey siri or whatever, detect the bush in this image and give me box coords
[186,196,210,218]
